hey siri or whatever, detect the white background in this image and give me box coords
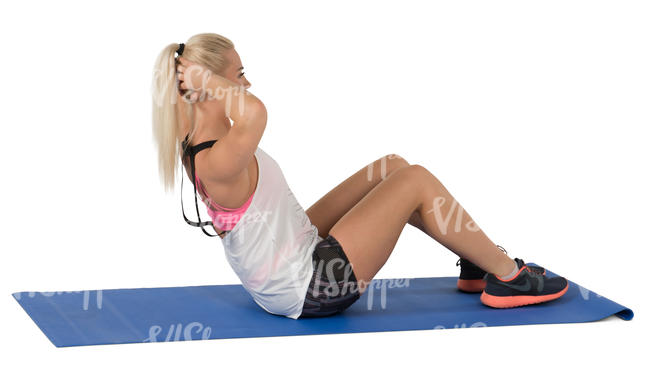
[1,0,647,369]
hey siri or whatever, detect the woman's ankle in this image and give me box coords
[494,258,518,278]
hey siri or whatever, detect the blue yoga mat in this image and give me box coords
[13,264,633,347]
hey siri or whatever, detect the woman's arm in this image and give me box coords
[205,90,267,181]
[177,57,267,181]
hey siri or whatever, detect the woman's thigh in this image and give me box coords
[306,154,409,239]
[328,164,433,295]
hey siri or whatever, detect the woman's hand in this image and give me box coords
[176,57,212,103]
[176,56,255,117]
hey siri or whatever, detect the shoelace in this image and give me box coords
[456,245,508,266]
[514,257,545,277]
[525,266,543,277]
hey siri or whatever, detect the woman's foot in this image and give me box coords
[457,246,546,293]
[480,258,567,308]
[456,245,508,292]
[457,258,489,292]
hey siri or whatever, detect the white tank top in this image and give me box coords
[219,147,322,319]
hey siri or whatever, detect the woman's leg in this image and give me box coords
[307,153,426,239]
[329,164,516,295]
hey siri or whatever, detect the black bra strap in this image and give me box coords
[181,134,226,238]
[188,139,218,155]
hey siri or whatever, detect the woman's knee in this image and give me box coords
[369,153,410,181]
[386,153,409,167]
[407,163,434,178]
[377,153,409,171]
[400,164,439,189]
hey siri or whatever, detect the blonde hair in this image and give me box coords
[151,33,234,193]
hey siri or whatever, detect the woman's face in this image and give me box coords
[222,48,251,90]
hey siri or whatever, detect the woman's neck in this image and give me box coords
[194,113,231,141]
[181,101,231,142]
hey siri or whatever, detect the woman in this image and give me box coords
[151,33,568,320]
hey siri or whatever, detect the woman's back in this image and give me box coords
[182,134,320,319]
[181,133,260,237]
[216,146,321,319]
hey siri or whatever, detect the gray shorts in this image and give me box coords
[299,234,361,318]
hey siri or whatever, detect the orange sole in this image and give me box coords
[480,283,569,308]
[457,279,486,293]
